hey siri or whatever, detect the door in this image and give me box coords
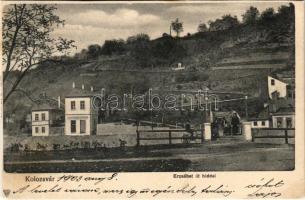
[71,120,76,133]
[80,120,86,134]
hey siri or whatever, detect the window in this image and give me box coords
[71,120,76,133]
[80,101,85,110]
[35,114,39,121]
[35,127,39,133]
[286,118,292,128]
[80,120,86,134]
[42,127,45,133]
[71,101,76,110]
[41,113,46,121]
[262,121,266,126]
[271,79,275,85]
[277,118,283,128]
[253,121,258,126]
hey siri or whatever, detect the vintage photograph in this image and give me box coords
[2,2,296,173]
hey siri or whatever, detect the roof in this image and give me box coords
[32,103,59,111]
[255,106,270,119]
[270,98,294,108]
[248,118,269,121]
[65,87,96,98]
[271,106,295,115]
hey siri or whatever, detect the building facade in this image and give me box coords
[268,76,288,99]
[249,118,270,129]
[64,86,98,135]
[31,106,64,136]
[271,108,295,128]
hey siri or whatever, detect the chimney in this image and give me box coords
[82,84,85,90]
[72,82,75,89]
[58,96,61,109]
[90,86,94,92]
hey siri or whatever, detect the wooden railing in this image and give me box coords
[136,129,204,146]
[252,128,295,144]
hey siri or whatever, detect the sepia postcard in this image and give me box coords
[1,1,304,199]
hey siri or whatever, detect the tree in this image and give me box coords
[87,44,102,59]
[101,39,125,55]
[209,15,239,31]
[127,33,150,44]
[127,33,151,68]
[2,4,75,103]
[198,23,208,32]
[171,18,183,37]
[242,6,260,24]
[260,8,275,24]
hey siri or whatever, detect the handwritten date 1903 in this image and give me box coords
[56,173,118,185]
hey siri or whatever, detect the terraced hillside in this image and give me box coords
[3,3,295,135]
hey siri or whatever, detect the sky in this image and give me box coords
[52,2,289,55]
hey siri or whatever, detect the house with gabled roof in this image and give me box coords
[248,106,270,129]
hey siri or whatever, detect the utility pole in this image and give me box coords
[245,95,248,120]
[205,89,208,122]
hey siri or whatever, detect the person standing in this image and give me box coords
[231,112,240,135]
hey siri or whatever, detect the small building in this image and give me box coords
[268,76,288,99]
[248,106,270,128]
[271,107,295,128]
[249,118,270,128]
[31,103,64,136]
[172,63,185,71]
[65,84,98,135]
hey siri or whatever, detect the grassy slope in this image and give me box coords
[4,23,294,131]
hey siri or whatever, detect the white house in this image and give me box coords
[172,63,185,71]
[271,107,295,128]
[268,76,288,99]
[249,118,270,129]
[31,104,64,136]
[65,84,98,135]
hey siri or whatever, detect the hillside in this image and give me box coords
[3,4,295,134]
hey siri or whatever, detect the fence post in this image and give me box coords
[285,130,288,144]
[242,122,252,141]
[204,123,211,141]
[169,131,172,145]
[136,130,140,147]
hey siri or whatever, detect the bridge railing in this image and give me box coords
[251,128,295,144]
[136,129,204,146]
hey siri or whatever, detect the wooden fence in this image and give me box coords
[252,128,295,144]
[136,129,203,146]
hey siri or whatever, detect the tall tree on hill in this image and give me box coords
[171,18,183,37]
[198,23,208,32]
[209,15,239,31]
[87,44,102,59]
[127,33,151,68]
[101,39,125,55]
[2,4,75,104]
[260,8,275,25]
[242,6,260,25]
